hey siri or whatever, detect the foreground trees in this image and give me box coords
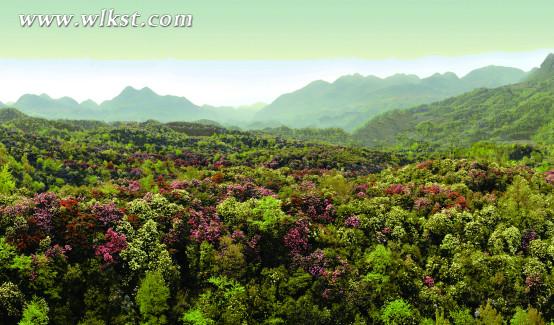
[0,117,553,324]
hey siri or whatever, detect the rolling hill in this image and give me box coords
[353,54,554,147]
[0,107,27,123]
[255,66,527,130]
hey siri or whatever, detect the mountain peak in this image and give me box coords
[527,53,554,82]
[540,53,554,72]
[120,86,137,93]
[117,86,159,100]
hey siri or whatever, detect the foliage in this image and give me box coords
[0,113,553,324]
[354,61,554,148]
[136,271,170,325]
[0,165,15,195]
[18,297,49,325]
[380,299,415,325]
[510,307,546,325]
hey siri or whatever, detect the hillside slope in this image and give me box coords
[255,66,527,130]
[353,54,554,147]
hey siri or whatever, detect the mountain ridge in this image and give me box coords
[5,64,530,129]
[527,53,554,81]
[255,65,528,130]
[353,54,554,147]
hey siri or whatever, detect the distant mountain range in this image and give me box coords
[8,86,268,125]
[2,54,554,149]
[353,54,554,147]
[1,64,530,130]
[254,66,528,130]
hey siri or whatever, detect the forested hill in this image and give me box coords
[0,105,554,324]
[353,54,554,148]
[255,66,527,130]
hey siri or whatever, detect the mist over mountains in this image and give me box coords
[2,64,528,130]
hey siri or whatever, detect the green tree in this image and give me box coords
[476,301,502,325]
[0,165,15,195]
[449,309,474,325]
[380,299,415,325]
[136,271,170,325]
[510,307,545,325]
[19,297,49,325]
[120,219,179,279]
[181,309,215,325]
[0,282,24,319]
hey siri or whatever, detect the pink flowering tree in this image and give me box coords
[95,228,128,264]
[188,207,224,244]
[91,202,123,226]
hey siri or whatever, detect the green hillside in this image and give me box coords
[527,53,554,82]
[0,106,553,324]
[0,107,26,123]
[255,66,527,130]
[354,55,554,148]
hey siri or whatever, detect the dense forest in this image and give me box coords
[0,110,553,324]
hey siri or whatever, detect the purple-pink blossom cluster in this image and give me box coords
[283,219,310,255]
[291,194,336,223]
[385,184,407,195]
[32,192,60,232]
[129,167,143,178]
[522,230,537,252]
[305,249,327,277]
[91,202,123,225]
[118,180,141,194]
[170,180,190,190]
[1,200,32,218]
[225,182,275,201]
[294,249,349,284]
[45,244,72,259]
[414,197,432,211]
[344,216,361,228]
[354,184,369,198]
[423,275,435,287]
[95,228,128,263]
[188,207,224,243]
[231,230,245,241]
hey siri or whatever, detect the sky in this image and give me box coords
[1,1,554,105]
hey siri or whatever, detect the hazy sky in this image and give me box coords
[2,0,554,60]
[1,1,553,105]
